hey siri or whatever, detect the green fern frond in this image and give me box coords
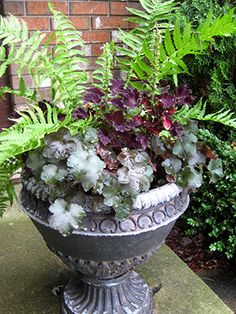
[158,9,236,81]
[92,41,115,95]
[0,5,87,109]
[48,3,88,106]
[119,5,236,90]
[0,14,47,80]
[0,157,22,217]
[198,8,236,40]
[174,99,236,129]
[117,0,177,85]
[0,105,69,166]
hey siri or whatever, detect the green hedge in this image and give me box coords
[177,0,236,258]
[182,130,236,259]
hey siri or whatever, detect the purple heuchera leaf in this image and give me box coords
[160,93,175,108]
[111,97,124,109]
[175,85,194,105]
[110,84,142,109]
[122,87,142,108]
[135,134,150,149]
[98,129,112,146]
[84,87,105,105]
[72,107,88,120]
[170,121,184,138]
[110,79,124,95]
[105,111,142,132]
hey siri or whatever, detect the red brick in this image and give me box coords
[9,64,28,76]
[92,16,128,30]
[110,3,128,15]
[0,120,12,130]
[110,2,143,15]
[68,17,90,30]
[129,21,137,29]
[23,17,49,30]
[82,31,110,43]
[70,2,108,15]
[4,2,25,15]
[11,75,33,89]
[13,95,29,105]
[27,2,68,15]
[38,88,52,100]
[91,43,103,56]
[0,99,12,119]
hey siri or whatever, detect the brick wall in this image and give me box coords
[2,0,141,126]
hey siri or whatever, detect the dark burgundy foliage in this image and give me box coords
[159,85,194,108]
[175,85,195,105]
[160,92,176,108]
[98,129,112,146]
[84,87,105,105]
[72,107,88,120]
[72,81,194,156]
[170,121,184,138]
[110,79,125,95]
[105,110,142,133]
[135,134,150,150]
[111,87,142,109]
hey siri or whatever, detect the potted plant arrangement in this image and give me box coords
[0,1,236,313]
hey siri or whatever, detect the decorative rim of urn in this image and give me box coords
[20,183,190,314]
[21,183,189,236]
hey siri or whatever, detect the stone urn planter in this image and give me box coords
[20,183,189,314]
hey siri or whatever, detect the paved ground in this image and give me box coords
[0,193,234,314]
[197,269,236,312]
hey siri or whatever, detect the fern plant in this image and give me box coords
[174,99,236,129]
[0,3,87,108]
[117,0,177,87]
[0,4,91,215]
[118,3,236,92]
[92,42,115,96]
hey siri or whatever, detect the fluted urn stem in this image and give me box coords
[61,271,153,314]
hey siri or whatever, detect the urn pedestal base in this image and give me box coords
[61,271,153,314]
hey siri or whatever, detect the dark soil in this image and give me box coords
[166,224,235,272]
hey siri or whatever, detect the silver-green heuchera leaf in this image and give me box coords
[161,157,182,176]
[43,128,79,159]
[41,164,67,185]
[207,158,224,183]
[117,148,154,194]
[177,166,203,188]
[26,149,46,175]
[67,148,105,192]
[48,198,86,235]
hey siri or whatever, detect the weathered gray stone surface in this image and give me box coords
[0,196,233,314]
